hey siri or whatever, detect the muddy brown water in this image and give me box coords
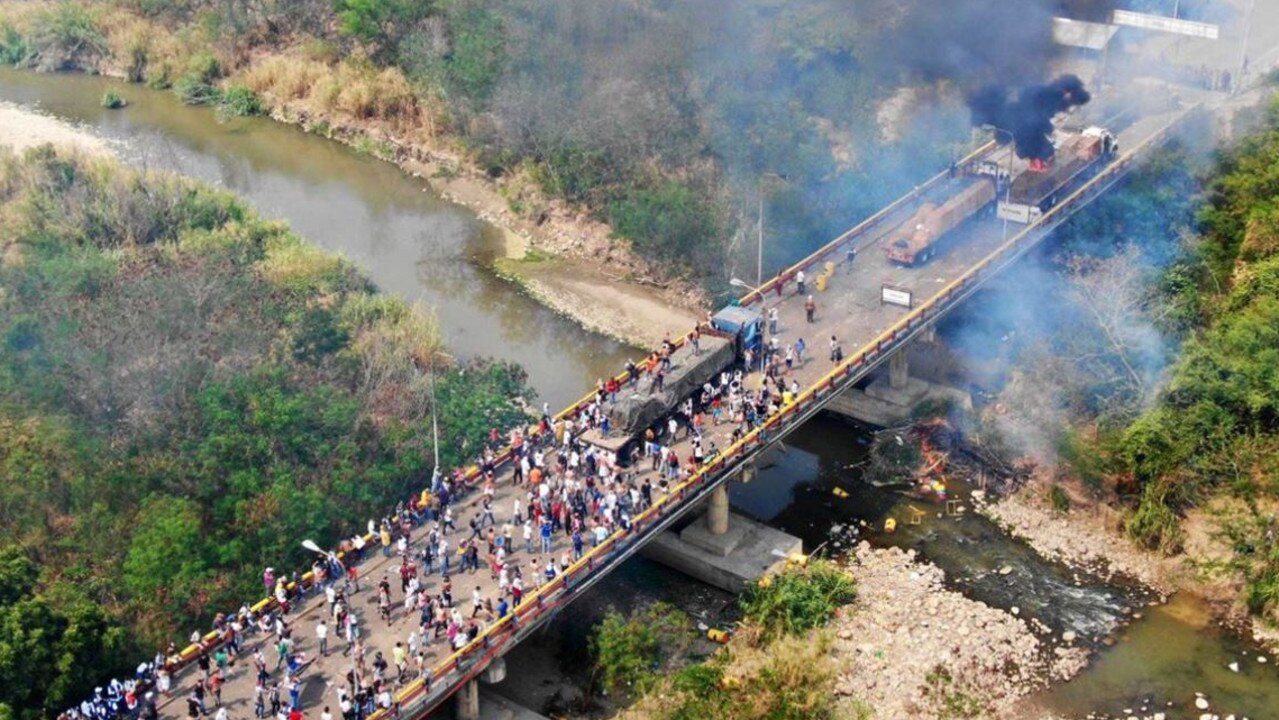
[0,67,634,409]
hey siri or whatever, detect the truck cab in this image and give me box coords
[710,305,764,359]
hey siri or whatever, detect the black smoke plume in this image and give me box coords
[967,75,1092,161]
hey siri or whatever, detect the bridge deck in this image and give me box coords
[153,100,1196,720]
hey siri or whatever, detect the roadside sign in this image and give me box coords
[1112,10,1219,39]
[1052,17,1119,50]
[881,285,912,308]
[997,202,1038,224]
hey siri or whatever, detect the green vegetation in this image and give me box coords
[0,0,983,286]
[0,145,532,714]
[1048,484,1071,514]
[1034,99,1279,621]
[923,667,985,719]
[216,84,263,118]
[589,602,693,698]
[597,561,863,719]
[1110,101,1279,614]
[740,561,857,642]
[100,87,125,108]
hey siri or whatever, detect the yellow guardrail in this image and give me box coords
[737,140,997,306]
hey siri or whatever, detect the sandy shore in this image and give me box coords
[0,101,112,156]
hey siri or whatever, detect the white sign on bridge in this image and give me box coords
[997,202,1040,224]
[1112,10,1219,39]
[881,285,912,309]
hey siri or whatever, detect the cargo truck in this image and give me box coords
[577,305,763,462]
[997,127,1118,224]
[885,177,997,266]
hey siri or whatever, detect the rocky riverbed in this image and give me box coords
[830,543,1089,719]
[977,486,1176,594]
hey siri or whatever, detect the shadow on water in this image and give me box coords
[0,67,635,408]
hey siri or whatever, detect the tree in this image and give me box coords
[0,547,129,720]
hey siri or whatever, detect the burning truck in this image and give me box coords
[885,75,1118,266]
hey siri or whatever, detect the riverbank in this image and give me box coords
[0,99,111,155]
[830,543,1089,719]
[0,0,708,348]
[277,106,708,347]
[979,475,1279,658]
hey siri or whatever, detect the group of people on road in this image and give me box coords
[64,261,848,720]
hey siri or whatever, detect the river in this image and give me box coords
[0,67,633,410]
[4,68,1276,719]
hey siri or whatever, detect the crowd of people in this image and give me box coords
[58,269,835,720]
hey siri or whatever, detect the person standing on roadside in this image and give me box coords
[316,620,328,658]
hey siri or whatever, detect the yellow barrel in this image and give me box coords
[815,274,828,292]
[884,517,898,533]
[824,260,835,276]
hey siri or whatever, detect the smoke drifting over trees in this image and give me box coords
[966,75,1093,161]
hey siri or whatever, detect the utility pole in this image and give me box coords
[1235,0,1255,95]
[756,172,787,287]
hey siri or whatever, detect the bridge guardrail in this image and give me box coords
[736,140,997,306]
[366,102,1199,718]
[130,104,1198,719]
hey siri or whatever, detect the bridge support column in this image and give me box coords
[707,485,729,536]
[889,350,909,390]
[456,679,480,720]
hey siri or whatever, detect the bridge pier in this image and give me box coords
[456,679,480,720]
[707,485,729,535]
[826,334,971,427]
[888,350,909,390]
[641,466,802,593]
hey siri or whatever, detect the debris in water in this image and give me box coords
[1228,662,1239,673]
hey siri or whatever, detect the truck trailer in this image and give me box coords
[885,178,997,266]
[998,127,1118,224]
[577,305,762,462]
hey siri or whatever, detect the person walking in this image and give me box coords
[316,620,328,658]
[796,269,806,295]
[804,295,816,323]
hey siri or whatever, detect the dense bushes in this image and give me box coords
[0,145,533,708]
[0,0,982,284]
[1090,99,1279,616]
[596,561,860,719]
[740,561,857,642]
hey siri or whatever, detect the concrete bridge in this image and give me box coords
[141,96,1206,720]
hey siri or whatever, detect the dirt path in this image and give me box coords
[0,101,113,156]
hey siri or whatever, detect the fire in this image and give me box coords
[1028,157,1053,172]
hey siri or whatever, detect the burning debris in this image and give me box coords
[866,419,1033,496]
[967,74,1092,170]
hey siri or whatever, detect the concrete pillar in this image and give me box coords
[889,350,909,390]
[456,679,480,720]
[480,657,506,684]
[707,485,729,535]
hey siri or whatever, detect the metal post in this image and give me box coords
[1235,0,1255,95]
[756,191,764,287]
